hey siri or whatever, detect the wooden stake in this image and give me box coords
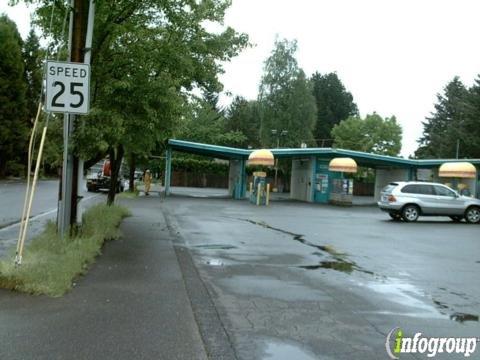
[16,103,42,265]
[17,126,48,265]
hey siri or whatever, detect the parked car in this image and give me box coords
[378,181,480,223]
[87,171,124,193]
[134,170,143,180]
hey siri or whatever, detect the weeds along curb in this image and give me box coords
[0,204,130,297]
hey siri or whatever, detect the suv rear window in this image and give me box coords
[382,184,397,193]
[401,184,434,195]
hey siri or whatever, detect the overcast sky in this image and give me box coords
[2,0,480,156]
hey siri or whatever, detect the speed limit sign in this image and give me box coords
[45,60,90,114]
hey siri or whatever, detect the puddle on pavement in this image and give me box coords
[450,313,479,323]
[433,299,449,310]
[262,340,317,360]
[438,288,470,301]
[358,310,447,319]
[360,279,479,322]
[244,219,475,323]
[361,278,447,319]
[220,275,328,302]
[193,244,237,250]
[435,288,478,322]
[205,258,224,267]
[245,219,377,277]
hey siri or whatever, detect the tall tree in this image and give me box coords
[28,0,249,204]
[176,96,246,147]
[225,96,261,148]
[332,113,402,156]
[462,76,480,158]
[310,72,358,146]
[0,14,28,177]
[416,77,468,158]
[258,38,317,147]
[23,28,43,122]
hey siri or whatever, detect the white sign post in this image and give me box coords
[45,60,90,114]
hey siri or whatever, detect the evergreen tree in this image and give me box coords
[462,76,480,158]
[310,72,358,146]
[23,28,43,122]
[225,96,261,148]
[416,77,468,158]
[0,15,28,177]
[176,96,246,147]
[258,38,317,147]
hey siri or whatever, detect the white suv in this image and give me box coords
[378,181,480,223]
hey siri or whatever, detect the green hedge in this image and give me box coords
[171,158,228,175]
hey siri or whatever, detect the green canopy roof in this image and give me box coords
[168,139,480,169]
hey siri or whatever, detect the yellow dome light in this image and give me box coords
[248,149,275,166]
[329,157,358,173]
[439,162,476,178]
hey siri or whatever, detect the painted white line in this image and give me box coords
[0,208,57,232]
[0,193,102,233]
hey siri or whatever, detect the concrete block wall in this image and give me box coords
[228,159,246,199]
[416,168,434,181]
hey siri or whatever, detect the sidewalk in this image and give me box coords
[0,197,207,360]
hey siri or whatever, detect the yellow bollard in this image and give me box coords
[256,183,261,206]
[266,183,270,206]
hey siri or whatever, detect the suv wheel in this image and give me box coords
[465,206,480,224]
[402,205,419,222]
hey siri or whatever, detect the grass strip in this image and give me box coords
[0,204,130,297]
[117,190,139,199]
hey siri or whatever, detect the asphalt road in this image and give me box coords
[163,197,480,360]
[0,188,478,359]
[0,179,105,257]
[0,179,60,228]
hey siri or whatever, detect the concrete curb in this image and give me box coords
[163,209,238,360]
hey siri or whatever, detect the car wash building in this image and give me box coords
[165,139,480,203]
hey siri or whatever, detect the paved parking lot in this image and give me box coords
[163,196,480,359]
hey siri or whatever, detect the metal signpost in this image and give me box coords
[45,60,90,236]
[45,61,90,235]
[50,0,95,238]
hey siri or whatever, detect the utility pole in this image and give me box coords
[271,129,288,191]
[59,0,92,236]
[70,0,89,228]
